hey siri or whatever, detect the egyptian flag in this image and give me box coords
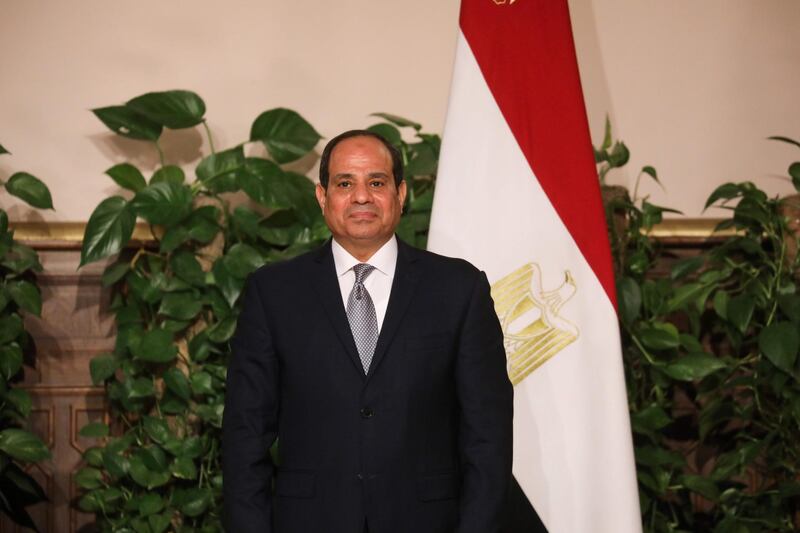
[427,1,642,532]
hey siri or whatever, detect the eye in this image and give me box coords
[337,180,352,188]
[369,180,385,188]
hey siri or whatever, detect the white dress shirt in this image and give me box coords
[331,236,397,332]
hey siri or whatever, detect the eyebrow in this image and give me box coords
[331,172,390,181]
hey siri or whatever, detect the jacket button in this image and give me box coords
[360,407,374,418]
[356,473,364,480]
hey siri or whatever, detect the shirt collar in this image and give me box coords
[331,236,398,278]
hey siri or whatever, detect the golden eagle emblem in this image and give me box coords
[492,0,517,4]
[491,263,578,385]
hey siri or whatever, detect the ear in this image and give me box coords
[315,183,327,213]
[397,179,408,208]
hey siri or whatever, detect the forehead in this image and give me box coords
[329,136,392,171]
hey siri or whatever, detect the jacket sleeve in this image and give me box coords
[456,271,514,533]
[223,273,279,532]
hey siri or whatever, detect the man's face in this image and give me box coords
[316,136,407,255]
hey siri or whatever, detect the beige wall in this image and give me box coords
[573,0,800,217]
[2,1,799,221]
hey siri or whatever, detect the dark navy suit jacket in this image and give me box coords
[222,238,513,533]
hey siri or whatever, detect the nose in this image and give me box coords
[351,180,372,203]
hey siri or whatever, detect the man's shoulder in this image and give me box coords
[402,241,483,282]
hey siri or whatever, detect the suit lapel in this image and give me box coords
[308,241,365,379]
[366,239,420,382]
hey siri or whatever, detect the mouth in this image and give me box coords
[349,211,378,220]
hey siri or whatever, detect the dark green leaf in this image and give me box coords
[639,322,680,351]
[131,182,192,226]
[789,162,800,192]
[635,445,684,467]
[126,90,206,129]
[641,165,659,184]
[617,277,641,325]
[670,256,704,280]
[140,445,168,471]
[7,279,41,316]
[369,112,421,131]
[171,456,198,480]
[196,145,245,193]
[190,371,214,396]
[163,367,191,400]
[188,331,213,361]
[207,316,236,343]
[175,487,211,517]
[663,353,727,381]
[138,492,164,516]
[186,206,220,243]
[682,474,719,501]
[84,446,104,467]
[768,135,800,150]
[106,163,147,192]
[241,161,317,224]
[0,429,50,462]
[129,376,155,399]
[211,259,242,307]
[143,416,171,444]
[128,454,170,489]
[151,165,185,185]
[180,436,203,459]
[5,172,53,209]
[89,353,117,385]
[170,250,205,286]
[126,270,160,303]
[704,182,741,210]
[665,283,707,313]
[92,105,162,141]
[679,333,704,353]
[224,243,263,279]
[0,344,22,380]
[713,290,729,320]
[778,294,800,322]
[1,242,42,274]
[102,262,130,287]
[131,329,176,363]
[0,314,23,344]
[758,321,799,373]
[75,467,104,489]
[727,293,755,333]
[78,491,103,512]
[608,141,629,168]
[0,143,8,155]
[148,512,172,533]
[79,422,110,438]
[405,142,438,176]
[102,450,130,478]
[6,388,31,418]
[159,225,189,253]
[250,108,321,163]
[366,123,402,145]
[600,116,612,150]
[158,292,202,320]
[80,196,136,266]
[631,404,671,434]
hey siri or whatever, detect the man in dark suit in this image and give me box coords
[222,130,513,533]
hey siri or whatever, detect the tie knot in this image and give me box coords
[353,263,375,284]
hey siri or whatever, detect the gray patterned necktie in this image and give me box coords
[347,263,378,374]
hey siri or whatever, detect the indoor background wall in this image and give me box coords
[2,0,799,222]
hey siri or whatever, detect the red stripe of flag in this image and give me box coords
[460,0,617,308]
